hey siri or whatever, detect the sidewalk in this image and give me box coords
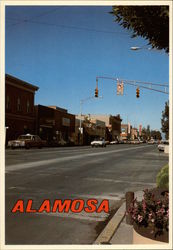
[94,191,144,245]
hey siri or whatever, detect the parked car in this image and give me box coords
[131,139,140,144]
[158,140,169,151]
[105,140,110,145]
[127,140,132,144]
[8,134,46,149]
[110,140,119,145]
[147,139,155,144]
[91,138,106,147]
[118,140,124,144]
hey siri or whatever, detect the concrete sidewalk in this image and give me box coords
[94,191,144,245]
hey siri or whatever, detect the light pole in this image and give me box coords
[79,95,103,145]
[130,46,152,51]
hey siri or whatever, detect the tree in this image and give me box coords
[151,130,162,140]
[146,125,151,140]
[110,6,169,53]
[161,101,169,139]
[142,127,147,140]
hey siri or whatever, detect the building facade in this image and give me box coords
[131,128,138,140]
[120,123,132,140]
[87,114,122,141]
[5,74,39,143]
[75,115,106,145]
[35,105,75,144]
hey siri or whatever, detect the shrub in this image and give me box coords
[156,165,169,190]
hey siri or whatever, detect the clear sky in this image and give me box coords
[5,6,169,131]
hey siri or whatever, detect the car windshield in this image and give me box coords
[18,135,32,140]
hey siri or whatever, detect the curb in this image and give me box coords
[94,202,126,244]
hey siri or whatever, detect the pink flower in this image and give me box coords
[142,200,147,211]
[157,208,165,215]
[148,212,153,219]
[138,215,143,223]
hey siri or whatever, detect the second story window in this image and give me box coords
[27,100,30,113]
[17,97,21,111]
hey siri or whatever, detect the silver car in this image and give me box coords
[91,138,106,147]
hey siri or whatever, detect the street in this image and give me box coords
[5,144,168,244]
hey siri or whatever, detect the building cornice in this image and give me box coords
[6,74,39,93]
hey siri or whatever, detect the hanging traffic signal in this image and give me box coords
[136,88,140,98]
[95,87,98,97]
[117,81,124,95]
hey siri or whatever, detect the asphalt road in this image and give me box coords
[5,144,168,244]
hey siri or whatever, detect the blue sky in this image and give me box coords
[5,6,169,131]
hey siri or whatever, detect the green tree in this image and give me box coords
[141,127,147,140]
[110,6,169,53]
[151,130,162,140]
[161,101,169,140]
[146,125,151,140]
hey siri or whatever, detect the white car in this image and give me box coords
[91,138,106,147]
[147,139,155,144]
[131,140,140,144]
[8,134,46,149]
[158,140,169,151]
[110,140,119,145]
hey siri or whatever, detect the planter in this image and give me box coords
[133,223,168,244]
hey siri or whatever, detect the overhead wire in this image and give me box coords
[6,17,130,36]
[6,7,60,29]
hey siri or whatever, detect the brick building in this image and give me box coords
[120,123,132,140]
[87,114,122,141]
[35,105,75,143]
[5,74,39,143]
[131,127,138,140]
[75,115,106,145]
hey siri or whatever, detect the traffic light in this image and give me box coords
[117,81,124,95]
[95,87,98,97]
[136,88,140,98]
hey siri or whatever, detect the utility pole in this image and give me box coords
[79,95,103,145]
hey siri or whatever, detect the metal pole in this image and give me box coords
[79,100,82,145]
[79,100,82,133]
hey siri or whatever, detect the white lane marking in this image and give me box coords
[70,193,123,201]
[36,210,108,222]
[7,185,124,201]
[6,147,92,154]
[6,145,154,172]
[85,177,155,186]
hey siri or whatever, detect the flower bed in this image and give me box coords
[128,188,169,243]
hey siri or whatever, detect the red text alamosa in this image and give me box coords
[11,199,109,213]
